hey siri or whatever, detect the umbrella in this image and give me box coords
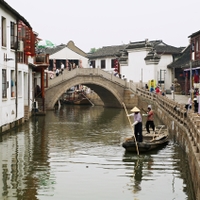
[37,40,55,48]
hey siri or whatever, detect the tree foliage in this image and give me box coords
[90,48,100,53]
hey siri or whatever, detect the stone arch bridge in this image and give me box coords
[45,68,137,110]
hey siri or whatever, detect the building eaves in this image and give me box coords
[38,41,87,57]
[87,44,128,59]
[40,45,66,55]
[66,41,87,57]
[155,45,182,54]
[1,0,32,28]
[126,40,162,49]
[188,30,200,38]
[167,45,190,69]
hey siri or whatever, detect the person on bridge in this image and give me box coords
[61,62,65,73]
[56,68,59,76]
[127,107,143,142]
[143,105,155,134]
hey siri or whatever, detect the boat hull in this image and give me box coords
[73,98,92,105]
[122,130,169,153]
[122,135,169,152]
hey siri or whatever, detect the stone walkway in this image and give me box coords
[166,94,190,105]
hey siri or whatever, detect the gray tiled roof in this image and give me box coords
[188,30,200,38]
[87,44,128,59]
[42,44,66,55]
[167,45,190,69]
[37,41,87,57]
[126,40,162,49]
[155,45,183,54]
[88,40,182,59]
[127,40,182,54]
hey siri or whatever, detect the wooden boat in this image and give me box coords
[62,99,74,104]
[73,98,92,105]
[122,125,169,153]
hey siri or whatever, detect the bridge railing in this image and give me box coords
[46,68,138,91]
[136,87,200,159]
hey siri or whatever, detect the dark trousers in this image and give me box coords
[146,121,155,133]
[134,122,143,142]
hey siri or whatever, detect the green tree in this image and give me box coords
[89,48,101,53]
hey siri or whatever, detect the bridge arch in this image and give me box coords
[45,69,129,109]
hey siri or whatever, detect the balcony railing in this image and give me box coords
[34,54,49,65]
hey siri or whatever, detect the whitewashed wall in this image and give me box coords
[126,49,150,84]
[157,55,173,90]
[90,46,176,90]
[125,49,174,90]
[0,7,30,127]
[0,9,17,126]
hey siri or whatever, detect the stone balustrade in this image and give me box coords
[136,87,200,199]
[137,87,200,154]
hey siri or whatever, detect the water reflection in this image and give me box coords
[122,149,160,194]
[122,143,196,200]
[0,105,196,200]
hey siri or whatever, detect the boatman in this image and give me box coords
[143,105,155,134]
[127,106,143,142]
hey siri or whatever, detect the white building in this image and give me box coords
[0,0,36,133]
[45,40,88,70]
[88,40,183,90]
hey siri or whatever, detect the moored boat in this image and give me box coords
[73,98,92,105]
[122,125,169,153]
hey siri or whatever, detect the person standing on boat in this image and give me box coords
[143,105,155,134]
[127,107,143,142]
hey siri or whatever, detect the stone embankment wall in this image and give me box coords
[0,118,25,134]
[136,88,200,200]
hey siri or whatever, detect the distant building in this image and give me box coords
[167,45,190,94]
[44,41,88,70]
[87,39,182,90]
[167,30,200,95]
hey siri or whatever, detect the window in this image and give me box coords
[18,71,22,96]
[111,59,115,68]
[11,70,15,97]
[196,39,199,52]
[1,17,7,47]
[90,60,95,68]
[10,21,16,50]
[17,52,24,63]
[18,26,26,40]
[101,60,105,69]
[111,59,119,68]
[2,69,7,98]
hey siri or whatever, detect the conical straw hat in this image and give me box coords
[130,106,140,112]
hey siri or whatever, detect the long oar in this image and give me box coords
[122,102,139,155]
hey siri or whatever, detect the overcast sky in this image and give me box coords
[5,0,200,52]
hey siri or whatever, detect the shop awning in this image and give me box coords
[184,66,200,71]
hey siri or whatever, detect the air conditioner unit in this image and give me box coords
[17,40,24,52]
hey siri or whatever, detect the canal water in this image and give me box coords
[0,105,196,200]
